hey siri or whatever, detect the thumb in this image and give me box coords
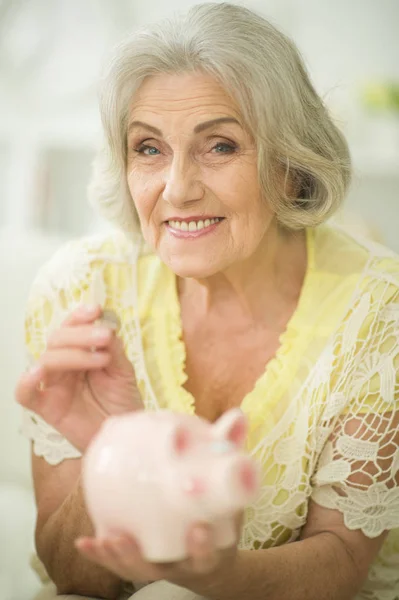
[105,332,143,410]
[108,332,135,373]
[95,310,132,372]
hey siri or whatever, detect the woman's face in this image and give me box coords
[127,72,274,278]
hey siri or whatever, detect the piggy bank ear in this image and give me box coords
[170,425,191,456]
[213,408,247,448]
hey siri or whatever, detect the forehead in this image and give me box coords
[129,72,241,120]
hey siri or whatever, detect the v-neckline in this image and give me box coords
[156,228,315,419]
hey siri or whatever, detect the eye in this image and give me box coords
[211,142,237,154]
[134,144,161,156]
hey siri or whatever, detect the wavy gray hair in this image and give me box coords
[88,2,351,233]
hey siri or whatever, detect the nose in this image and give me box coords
[162,152,203,208]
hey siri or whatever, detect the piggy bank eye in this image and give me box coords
[211,440,235,454]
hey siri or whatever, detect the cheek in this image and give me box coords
[218,172,265,219]
[211,159,262,210]
[233,167,272,221]
[127,169,160,221]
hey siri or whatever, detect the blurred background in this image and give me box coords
[0,1,398,599]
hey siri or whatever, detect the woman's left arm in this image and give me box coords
[77,444,390,600]
[185,404,399,600]
[78,404,398,599]
[182,501,386,600]
[77,501,385,600]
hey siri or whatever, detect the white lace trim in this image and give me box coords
[21,410,81,465]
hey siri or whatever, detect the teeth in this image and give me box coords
[169,218,221,231]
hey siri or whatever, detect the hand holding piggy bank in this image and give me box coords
[82,408,259,562]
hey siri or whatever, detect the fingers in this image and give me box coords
[102,536,142,579]
[49,306,126,366]
[185,524,219,574]
[76,535,145,582]
[76,537,125,575]
[16,304,125,402]
[63,304,103,327]
[15,350,110,411]
[39,348,110,371]
[75,528,225,586]
[47,324,112,351]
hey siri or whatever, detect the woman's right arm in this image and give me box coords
[17,238,144,596]
[17,302,142,597]
[33,454,124,598]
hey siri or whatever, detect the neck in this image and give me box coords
[178,223,308,326]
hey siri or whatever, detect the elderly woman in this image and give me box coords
[16,3,399,600]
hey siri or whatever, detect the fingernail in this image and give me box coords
[91,327,111,341]
[37,380,46,393]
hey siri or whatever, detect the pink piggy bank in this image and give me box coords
[82,408,259,562]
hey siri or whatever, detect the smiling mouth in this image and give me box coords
[166,217,224,232]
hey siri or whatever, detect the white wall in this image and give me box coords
[1,0,397,245]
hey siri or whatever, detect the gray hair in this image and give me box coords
[88,2,351,233]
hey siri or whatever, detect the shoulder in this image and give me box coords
[28,230,143,304]
[314,224,399,297]
[311,226,399,377]
[322,228,399,398]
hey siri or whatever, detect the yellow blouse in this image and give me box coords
[22,224,399,600]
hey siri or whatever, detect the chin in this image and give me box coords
[165,254,223,279]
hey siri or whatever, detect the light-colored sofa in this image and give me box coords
[0,231,65,600]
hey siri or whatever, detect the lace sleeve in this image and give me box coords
[21,409,81,466]
[311,296,399,538]
[20,237,108,465]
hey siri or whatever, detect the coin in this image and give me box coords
[94,309,121,331]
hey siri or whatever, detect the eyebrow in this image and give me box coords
[127,117,240,137]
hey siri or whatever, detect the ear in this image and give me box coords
[213,409,247,448]
[170,424,191,456]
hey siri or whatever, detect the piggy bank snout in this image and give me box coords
[238,460,258,496]
[228,457,259,499]
[209,455,259,513]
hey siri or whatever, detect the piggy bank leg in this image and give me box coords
[213,517,237,550]
[138,524,188,563]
